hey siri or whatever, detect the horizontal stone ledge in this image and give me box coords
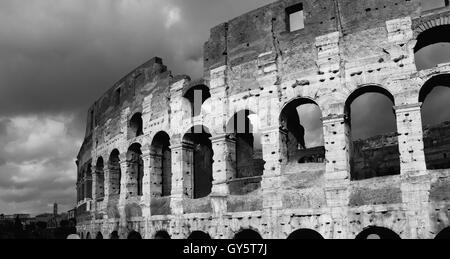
[393,102,423,111]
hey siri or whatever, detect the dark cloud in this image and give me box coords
[0,0,274,117]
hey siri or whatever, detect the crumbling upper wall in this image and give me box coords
[203,0,339,77]
[203,0,434,78]
[84,57,171,136]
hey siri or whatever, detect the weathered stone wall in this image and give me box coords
[76,0,450,239]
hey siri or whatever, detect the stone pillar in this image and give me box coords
[170,142,193,215]
[322,115,351,182]
[394,103,427,176]
[120,108,130,141]
[119,159,128,201]
[150,153,163,198]
[91,164,97,202]
[141,147,152,217]
[211,134,235,196]
[103,167,111,205]
[91,163,100,213]
[395,103,431,238]
[170,78,189,130]
[256,51,284,211]
[322,114,351,239]
[260,126,284,210]
[210,134,235,214]
[209,65,228,135]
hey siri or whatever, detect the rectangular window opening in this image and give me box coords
[422,0,449,11]
[90,110,95,129]
[115,88,121,106]
[286,3,305,32]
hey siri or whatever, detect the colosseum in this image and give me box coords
[76,0,450,239]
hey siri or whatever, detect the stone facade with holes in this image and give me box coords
[76,0,450,239]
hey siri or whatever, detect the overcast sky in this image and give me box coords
[0,0,449,215]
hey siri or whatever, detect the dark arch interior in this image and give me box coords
[184,84,211,117]
[345,86,395,117]
[183,126,213,199]
[95,157,105,200]
[435,227,450,239]
[127,231,142,240]
[234,229,263,240]
[420,74,450,170]
[96,232,103,239]
[127,143,144,196]
[154,231,171,239]
[83,162,93,200]
[355,227,401,239]
[226,110,264,195]
[287,229,324,239]
[414,25,450,53]
[110,231,119,239]
[345,86,400,181]
[188,231,212,240]
[151,131,172,197]
[129,113,144,138]
[109,149,121,195]
[419,74,450,103]
[86,232,91,239]
[280,98,325,164]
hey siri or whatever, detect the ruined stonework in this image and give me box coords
[76,0,450,239]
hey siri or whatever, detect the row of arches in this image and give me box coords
[87,78,450,202]
[79,226,450,239]
[93,132,173,200]
[92,109,268,200]
[281,78,450,180]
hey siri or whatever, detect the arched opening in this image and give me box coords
[129,113,144,138]
[226,110,265,195]
[183,126,213,199]
[183,84,211,117]
[154,231,171,239]
[95,232,103,239]
[345,86,400,181]
[415,25,450,71]
[127,231,142,240]
[150,132,172,197]
[126,144,144,197]
[95,157,105,201]
[287,229,324,239]
[187,231,212,240]
[86,232,91,240]
[110,231,119,240]
[435,227,450,239]
[355,226,401,239]
[419,74,450,170]
[233,229,263,240]
[84,162,93,199]
[280,98,325,164]
[108,150,121,196]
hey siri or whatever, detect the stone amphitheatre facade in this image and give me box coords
[76,0,450,239]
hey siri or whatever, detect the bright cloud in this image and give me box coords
[0,114,80,215]
[164,5,181,29]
